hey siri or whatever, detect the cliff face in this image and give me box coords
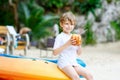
[75,1,120,43]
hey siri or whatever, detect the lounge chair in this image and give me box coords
[40,37,55,58]
[7,26,30,55]
[0,26,10,54]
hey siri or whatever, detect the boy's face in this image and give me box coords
[60,20,75,34]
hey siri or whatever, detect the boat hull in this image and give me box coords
[0,56,70,80]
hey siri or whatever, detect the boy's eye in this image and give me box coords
[65,23,69,25]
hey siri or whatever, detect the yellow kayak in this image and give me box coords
[0,56,70,80]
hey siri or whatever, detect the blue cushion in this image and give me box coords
[46,58,86,67]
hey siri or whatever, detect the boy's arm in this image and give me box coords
[77,45,82,56]
[53,39,71,56]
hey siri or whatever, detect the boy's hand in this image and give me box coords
[71,37,77,46]
[71,34,82,46]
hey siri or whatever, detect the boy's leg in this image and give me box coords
[74,66,94,80]
[61,65,81,80]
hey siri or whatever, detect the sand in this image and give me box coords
[14,41,120,80]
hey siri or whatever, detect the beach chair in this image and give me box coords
[40,38,55,58]
[0,26,10,53]
[7,26,30,55]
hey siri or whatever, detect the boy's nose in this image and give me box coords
[69,25,73,29]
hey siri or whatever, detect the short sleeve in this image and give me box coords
[53,35,62,50]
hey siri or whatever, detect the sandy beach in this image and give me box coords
[14,41,120,80]
[81,41,120,80]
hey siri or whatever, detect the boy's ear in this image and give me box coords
[60,22,63,28]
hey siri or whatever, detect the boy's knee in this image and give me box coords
[86,73,94,80]
[71,74,80,80]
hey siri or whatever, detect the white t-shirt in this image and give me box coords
[53,32,79,69]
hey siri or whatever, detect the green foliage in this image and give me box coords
[42,0,65,8]
[106,0,112,4]
[106,0,119,4]
[31,15,59,39]
[18,0,59,40]
[37,0,68,13]
[73,0,102,17]
[0,0,102,42]
[110,20,120,40]
[0,0,14,25]
[83,21,96,45]
[0,0,8,5]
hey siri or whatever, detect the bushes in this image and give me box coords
[83,21,96,45]
[18,0,59,40]
[0,0,102,43]
[110,20,120,40]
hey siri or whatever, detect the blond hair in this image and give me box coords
[60,12,76,26]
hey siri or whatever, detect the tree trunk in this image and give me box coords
[9,0,20,32]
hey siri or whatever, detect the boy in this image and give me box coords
[53,12,94,80]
